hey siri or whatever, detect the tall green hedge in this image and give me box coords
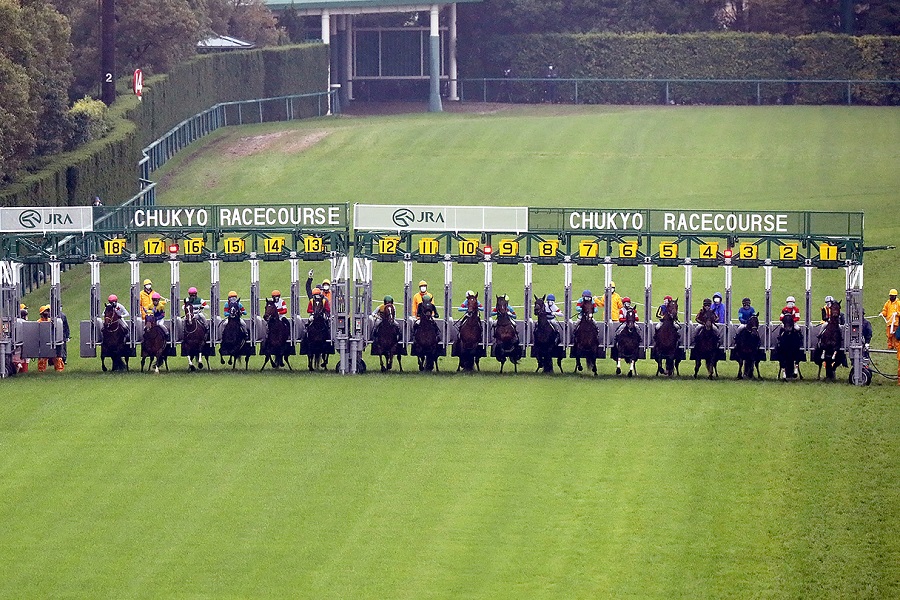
[462,33,900,105]
[0,44,327,208]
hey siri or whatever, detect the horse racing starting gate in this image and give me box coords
[0,203,875,384]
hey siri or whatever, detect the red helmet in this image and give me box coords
[664,295,673,301]
[622,296,631,303]
[108,294,118,303]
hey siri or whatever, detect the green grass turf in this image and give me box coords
[4,104,900,598]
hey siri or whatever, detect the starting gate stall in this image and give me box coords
[353,204,531,365]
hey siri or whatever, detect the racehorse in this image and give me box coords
[412,298,441,372]
[613,306,642,377]
[652,298,681,377]
[491,295,522,373]
[772,311,804,380]
[571,298,600,376]
[732,313,763,380]
[531,295,563,373]
[260,299,292,371]
[691,307,722,379]
[219,300,252,370]
[370,303,403,372]
[100,302,130,372]
[455,294,483,372]
[140,313,168,374]
[181,299,210,372]
[302,293,332,371]
[814,301,847,381]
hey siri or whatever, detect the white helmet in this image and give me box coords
[465,290,475,297]
[825,295,834,303]
[786,296,796,303]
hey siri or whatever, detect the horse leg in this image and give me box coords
[188,356,195,372]
[101,356,108,372]
[575,357,582,373]
[260,355,270,371]
[693,359,701,378]
[590,357,597,376]
[627,360,635,377]
[397,355,403,372]
[380,355,386,372]
[616,358,622,375]
[737,359,744,380]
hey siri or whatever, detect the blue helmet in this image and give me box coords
[582,290,592,297]
[547,294,555,301]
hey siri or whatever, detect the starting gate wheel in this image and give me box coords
[848,366,872,386]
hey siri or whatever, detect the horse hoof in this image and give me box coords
[616,367,622,375]
[627,371,633,378]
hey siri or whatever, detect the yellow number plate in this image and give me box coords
[304,236,324,253]
[264,237,285,254]
[819,243,838,261]
[104,238,126,255]
[779,243,798,261]
[498,239,519,256]
[659,242,678,259]
[698,243,718,259]
[538,240,559,257]
[183,238,204,255]
[619,241,638,258]
[418,238,439,255]
[378,237,400,255]
[739,244,758,260]
[144,238,166,255]
[458,239,479,256]
[223,237,246,254]
[578,240,599,258]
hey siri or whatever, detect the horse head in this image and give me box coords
[382,303,396,323]
[311,294,326,317]
[828,301,842,324]
[227,300,243,320]
[780,311,796,330]
[264,298,277,321]
[747,313,759,333]
[495,295,510,316]
[466,294,480,317]
[104,303,118,324]
[183,299,194,323]
[144,313,157,330]
[534,295,546,317]
[580,297,595,320]
[700,307,717,329]
[625,306,637,328]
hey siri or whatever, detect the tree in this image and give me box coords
[116,0,205,75]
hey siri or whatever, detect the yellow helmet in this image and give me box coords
[19,303,27,310]
[228,290,238,298]
[891,289,898,296]
[322,279,331,286]
[40,304,50,313]
[418,280,427,287]
[143,279,152,286]
[609,281,616,288]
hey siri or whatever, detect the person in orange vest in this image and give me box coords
[14,303,29,373]
[412,280,430,320]
[880,288,900,351]
[36,305,64,372]
[306,270,332,305]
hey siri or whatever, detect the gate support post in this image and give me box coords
[129,257,141,348]
[289,254,301,345]
[603,259,614,349]
[683,262,693,349]
[89,258,102,348]
[403,258,413,346]
[483,258,493,345]
[208,256,220,349]
[724,262,733,348]
[643,258,653,351]
[804,263,813,350]
[48,259,62,357]
[169,256,180,349]
[249,255,260,344]
[563,258,573,346]
[0,260,23,378]
[443,256,453,344]
[764,264,773,350]
[846,263,865,385]
[523,258,533,346]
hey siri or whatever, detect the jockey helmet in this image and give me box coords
[825,295,834,303]
[384,295,393,303]
[582,290,592,297]
[623,296,631,303]
[609,281,616,288]
[890,289,898,296]
[151,292,162,300]
[272,290,281,297]
[312,288,323,296]
[188,287,198,295]
[703,298,712,305]
[228,290,238,298]
[423,293,433,302]
[786,295,796,303]
[40,305,50,313]
[547,294,555,301]
[108,294,118,303]
[664,295,673,301]
[466,290,475,298]
[713,292,722,299]
[143,279,152,286]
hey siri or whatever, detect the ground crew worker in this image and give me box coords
[412,280,429,318]
[14,304,29,373]
[139,279,155,316]
[880,289,900,351]
[597,281,623,318]
[306,270,333,305]
[711,292,726,323]
[36,305,64,372]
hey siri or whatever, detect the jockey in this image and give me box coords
[491,294,517,322]
[694,298,714,329]
[224,291,248,335]
[711,292,727,324]
[306,270,333,305]
[414,292,442,341]
[411,280,429,319]
[545,294,563,319]
[615,297,639,335]
[880,289,900,351]
[139,278,155,317]
[654,295,679,330]
[107,294,130,318]
[306,287,331,320]
[36,305,65,372]
[371,295,401,340]
[271,290,289,325]
[457,290,485,313]
[820,295,845,325]
[575,290,601,317]
[736,297,756,331]
[597,281,623,317]
[782,296,800,323]
[185,287,208,326]
[149,292,170,340]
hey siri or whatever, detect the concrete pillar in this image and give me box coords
[429,5,443,112]
[449,3,458,101]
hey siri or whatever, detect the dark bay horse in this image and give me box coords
[772,311,804,380]
[219,301,252,370]
[301,294,332,371]
[181,300,210,372]
[732,313,763,380]
[531,295,563,374]
[412,299,441,372]
[491,295,522,373]
[814,301,847,381]
[571,299,600,376]
[260,299,292,371]
[613,306,642,377]
[100,302,130,372]
[140,314,168,374]
[691,307,721,379]
[652,299,681,377]
[371,303,403,372]
[455,294,483,372]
